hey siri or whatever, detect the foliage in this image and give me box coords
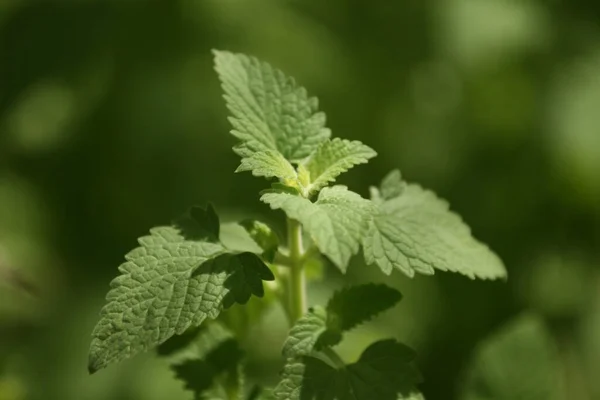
[86,51,507,399]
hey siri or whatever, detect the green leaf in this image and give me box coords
[363,172,506,279]
[261,186,373,272]
[301,138,377,195]
[168,323,244,400]
[326,284,402,334]
[378,169,406,201]
[275,339,422,400]
[459,314,565,400]
[236,150,298,181]
[239,219,280,262]
[282,306,328,358]
[213,50,330,165]
[283,284,402,357]
[88,208,274,373]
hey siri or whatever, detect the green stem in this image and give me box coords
[287,218,306,323]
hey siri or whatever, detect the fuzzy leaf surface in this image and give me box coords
[302,138,376,194]
[282,284,402,357]
[88,210,274,372]
[275,339,422,400]
[261,186,373,272]
[213,50,330,164]
[363,172,506,279]
[236,150,297,181]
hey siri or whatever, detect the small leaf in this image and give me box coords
[239,220,280,262]
[282,306,328,358]
[88,207,274,372]
[459,314,565,400]
[275,339,422,400]
[262,186,373,272]
[236,150,298,181]
[363,172,506,280]
[302,138,377,194]
[378,169,406,201]
[213,50,330,165]
[283,284,402,358]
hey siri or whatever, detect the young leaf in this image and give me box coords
[213,50,330,166]
[282,284,402,357]
[88,208,274,373]
[239,219,280,262]
[301,138,377,195]
[275,339,422,400]
[459,314,565,400]
[236,150,298,181]
[261,186,373,272]
[363,171,506,279]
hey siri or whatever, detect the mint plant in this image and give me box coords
[87,50,507,400]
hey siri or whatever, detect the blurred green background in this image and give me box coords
[0,0,599,399]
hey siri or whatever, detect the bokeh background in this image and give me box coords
[0,1,599,399]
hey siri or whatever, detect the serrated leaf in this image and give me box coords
[302,138,376,195]
[282,284,402,358]
[282,306,328,358]
[275,339,422,400]
[274,356,339,400]
[88,208,274,373]
[239,219,280,262]
[169,323,244,400]
[363,173,506,280]
[261,186,373,272]
[459,314,565,400]
[213,50,330,167]
[236,150,298,181]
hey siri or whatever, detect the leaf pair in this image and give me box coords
[275,284,423,400]
[214,50,376,196]
[88,205,274,373]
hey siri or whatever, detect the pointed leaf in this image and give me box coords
[261,186,373,272]
[213,50,330,165]
[302,138,376,194]
[236,150,298,181]
[363,173,506,279]
[239,219,280,262]
[88,208,274,372]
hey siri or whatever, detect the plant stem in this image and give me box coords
[287,218,306,323]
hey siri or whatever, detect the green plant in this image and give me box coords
[87,50,507,400]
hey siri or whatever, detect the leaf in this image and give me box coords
[88,208,274,373]
[282,306,327,358]
[301,138,377,195]
[378,169,406,201]
[283,284,402,357]
[239,219,280,262]
[261,186,373,272]
[213,50,330,165]
[275,339,422,400]
[326,284,402,334]
[168,323,244,400]
[459,314,565,400]
[274,356,339,400]
[363,172,506,279]
[236,150,298,181]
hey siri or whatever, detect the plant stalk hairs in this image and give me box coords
[87,50,507,400]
